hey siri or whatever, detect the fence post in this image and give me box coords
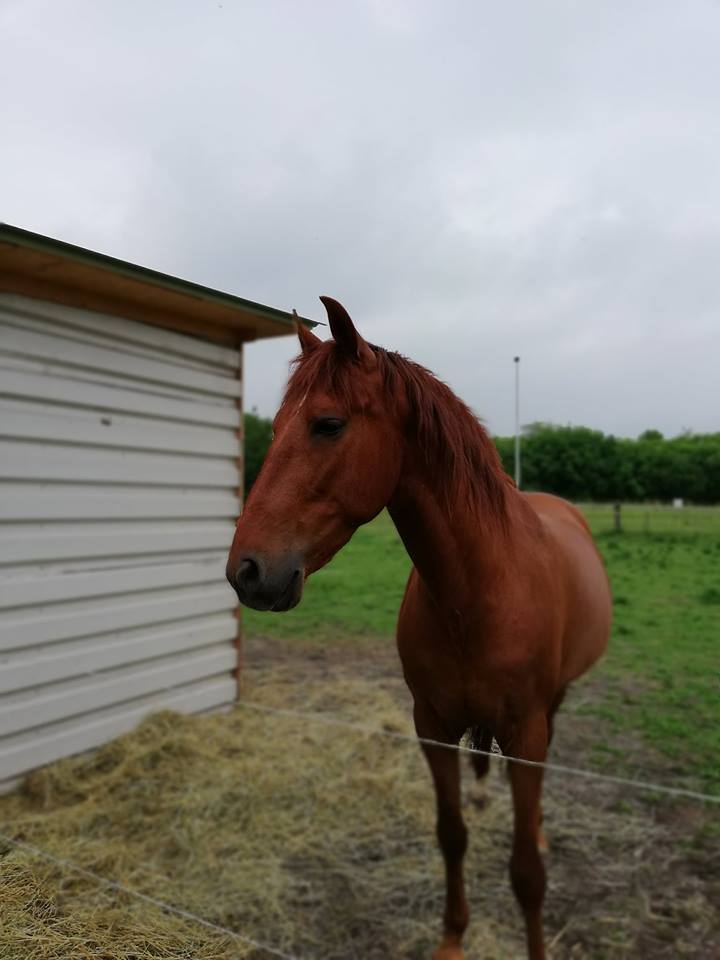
[613,502,622,533]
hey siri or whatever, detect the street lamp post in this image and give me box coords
[514,356,521,489]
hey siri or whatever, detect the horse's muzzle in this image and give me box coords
[226,553,304,612]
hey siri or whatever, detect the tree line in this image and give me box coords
[244,413,720,504]
[494,424,719,504]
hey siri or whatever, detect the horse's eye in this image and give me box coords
[311,417,345,438]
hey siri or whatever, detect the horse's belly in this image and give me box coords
[559,541,612,684]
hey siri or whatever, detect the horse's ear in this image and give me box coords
[293,310,322,356]
[319,296,374,366]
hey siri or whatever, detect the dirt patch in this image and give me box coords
[0,635,717,960]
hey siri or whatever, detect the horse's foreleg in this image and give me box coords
[504,714,548,960]
[415,703,468,960]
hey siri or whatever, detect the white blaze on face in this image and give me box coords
[294,390,309,417]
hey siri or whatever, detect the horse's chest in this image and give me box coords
[396,579,544,731]
[397,618,506,726]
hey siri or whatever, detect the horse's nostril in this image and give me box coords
[237,557,260,586]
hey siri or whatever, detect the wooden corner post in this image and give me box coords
[234,343,245,699]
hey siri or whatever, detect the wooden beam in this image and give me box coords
[234,344,245,701]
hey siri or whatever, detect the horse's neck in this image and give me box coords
[388,462,521,611]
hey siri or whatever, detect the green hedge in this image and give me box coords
[243,412,273,493]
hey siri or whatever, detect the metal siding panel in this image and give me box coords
[0,677,237,782]
[0,354,236,406]
[0,293,241,368]
[0,404,238,455]
[0,585,236,650]
[0,486,239,521]
[0,440,238,486]
[0,558,227,609]
[0,646,238,736]
[0,297,242,783]
[0,615,236,693]
[0,322,241,397]
[0,308,233,377]
[0,521,235,565]
[0,369,239,426]
[0,309,236,374]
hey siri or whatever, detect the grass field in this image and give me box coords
[246,504,720,794]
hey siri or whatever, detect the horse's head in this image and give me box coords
[226,297,404,611]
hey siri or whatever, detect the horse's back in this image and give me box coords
[524,492,612,684]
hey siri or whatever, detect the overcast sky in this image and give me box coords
[2,1,719,437]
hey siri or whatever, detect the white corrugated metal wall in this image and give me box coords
[0,293,241,788]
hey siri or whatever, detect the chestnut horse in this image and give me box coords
[227,298,612,960]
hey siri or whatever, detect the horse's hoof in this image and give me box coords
[432,937,466,960]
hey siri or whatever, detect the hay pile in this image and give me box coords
[1,647,717,959]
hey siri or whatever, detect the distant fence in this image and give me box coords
[578,502,720,535]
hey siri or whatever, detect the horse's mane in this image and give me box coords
[282,340,512,526]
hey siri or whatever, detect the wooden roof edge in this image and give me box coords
[0,223,319,343]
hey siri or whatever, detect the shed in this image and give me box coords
[0,224,306,789]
